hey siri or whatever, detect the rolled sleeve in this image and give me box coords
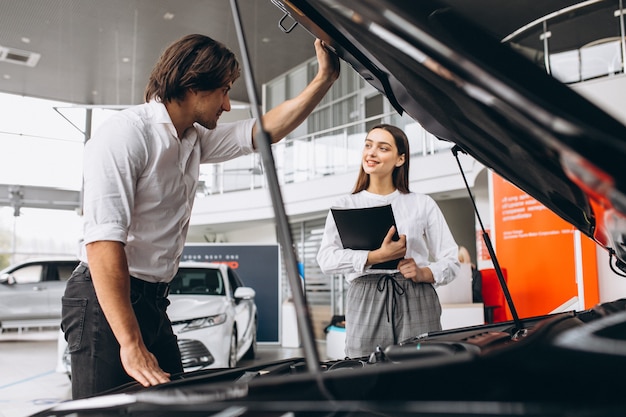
[83,223,128,246]
[81,116,145,247]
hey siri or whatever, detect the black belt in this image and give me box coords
[130,276,170,298]
[77,262,170,298]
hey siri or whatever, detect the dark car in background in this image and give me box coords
[29,1,626,416]
[0,258,78,331]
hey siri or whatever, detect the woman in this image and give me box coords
[317,124,460,358]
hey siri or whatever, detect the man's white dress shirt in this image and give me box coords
[80,100,255,282]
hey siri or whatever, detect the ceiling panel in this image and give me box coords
[0,0,316,105]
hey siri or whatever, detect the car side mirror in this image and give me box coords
[1,273,16,285]
[234,287,255,300]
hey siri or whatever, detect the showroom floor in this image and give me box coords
[0,328,309,417]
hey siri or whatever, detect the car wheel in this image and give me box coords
[228,329,237,368]
[243,319,257,360]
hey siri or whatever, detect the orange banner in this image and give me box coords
[490,173,599,319]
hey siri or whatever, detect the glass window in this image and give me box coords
[551,49,581,83]
[258,41,457,192]
[170,268,224,295]
[221,155,260,192]
[287,66,308,97]
[581,39,622,80]
[228,268,243,290]
[227,268,244,299]
[365,94,384,132]
[277,141,297,184]
[56,263,78,282]
[10,264,42,284]
[46,262,78,282]
[265,78,286,110]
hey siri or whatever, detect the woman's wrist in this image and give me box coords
[420,266,435,284]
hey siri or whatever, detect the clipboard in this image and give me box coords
[330,204,402,269]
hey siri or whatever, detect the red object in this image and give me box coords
[480,268,508,323]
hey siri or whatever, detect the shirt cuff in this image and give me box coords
[352,251,370,274]
[83,223,127,246]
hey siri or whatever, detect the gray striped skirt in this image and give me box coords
[344,273,442,358]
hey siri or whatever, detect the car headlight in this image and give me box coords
[174,313,227,332]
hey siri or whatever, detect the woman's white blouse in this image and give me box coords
[317,190,460,285]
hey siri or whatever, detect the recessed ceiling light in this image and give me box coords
[163,12,175,20]
[122,57,130,63]
[261,37,271,43]
[21,37,31,44]
[92,90,98,95]
[3,74,10,79]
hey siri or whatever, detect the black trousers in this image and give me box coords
[61,263,183,399]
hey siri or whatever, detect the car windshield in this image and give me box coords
[170,268,225,296]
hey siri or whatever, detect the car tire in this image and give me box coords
[243,319,257,360]
[228,329,237,368]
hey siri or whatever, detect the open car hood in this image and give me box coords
[29,2,626,416]
[274,0,626,270]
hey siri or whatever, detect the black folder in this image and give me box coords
[330,204,402,269]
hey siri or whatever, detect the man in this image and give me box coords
[61,33,339,399]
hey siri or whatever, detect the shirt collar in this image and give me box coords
[148,99,179,138]
[362,189,400,201]
[148,99,174,124]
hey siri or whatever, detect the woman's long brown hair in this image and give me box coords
[352,124,410,194]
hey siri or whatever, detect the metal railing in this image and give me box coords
[199,112,452,196]
[502,0,625,83]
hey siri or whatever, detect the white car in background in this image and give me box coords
[57,261,257,376]
[169,261,258,369]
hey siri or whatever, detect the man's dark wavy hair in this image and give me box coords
[144,34,240,103]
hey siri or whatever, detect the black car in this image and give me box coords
[30,1,626,416]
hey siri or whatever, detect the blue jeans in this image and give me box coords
[61,263,183,399]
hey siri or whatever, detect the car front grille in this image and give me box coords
[177,338,214,368]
